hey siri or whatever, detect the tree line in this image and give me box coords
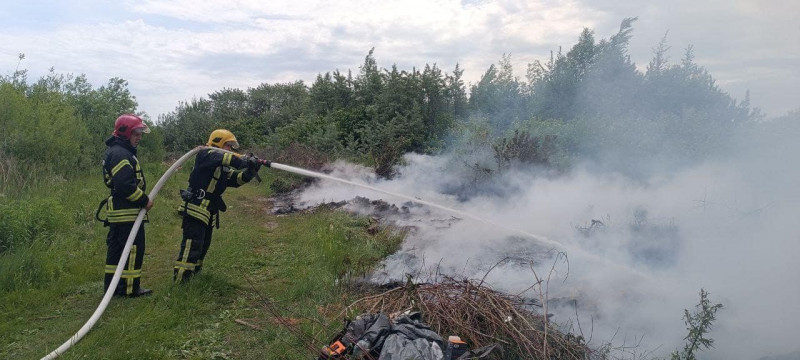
[1,18,765,186]
[159,18,762,178]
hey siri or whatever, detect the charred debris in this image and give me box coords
[267,192,597,359]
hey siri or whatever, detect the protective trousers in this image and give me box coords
[174,215,214,282]
[105,223,145,296]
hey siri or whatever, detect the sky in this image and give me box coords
[1,0,798,120]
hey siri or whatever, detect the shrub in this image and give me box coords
[274,142,331,171]
[671,289,724,360]
[492,129,555,169]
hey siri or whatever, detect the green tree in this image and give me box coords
[354,48,383,106]
[310,70,354,115]
[445,64,469,121]
[65,76,139,159]
[246,81,310,137]
[160,98,215,152]
[577,17,641,118]
[469,54,527,129]
[209,88,251,145]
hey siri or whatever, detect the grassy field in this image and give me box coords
[0,163,403,359]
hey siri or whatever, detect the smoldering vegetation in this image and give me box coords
[293,114,800,359]
[284,21,800,360]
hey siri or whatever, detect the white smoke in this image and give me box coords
[292,127,800,359]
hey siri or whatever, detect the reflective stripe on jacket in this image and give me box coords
[178,148,253,225]
[103,136,149,224]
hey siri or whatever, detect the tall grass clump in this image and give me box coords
[0,197,72,291]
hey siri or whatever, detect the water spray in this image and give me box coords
[271,163,564,247]
[270,162,652,280]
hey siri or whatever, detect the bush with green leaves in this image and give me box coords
[1,64,156,182]
[671,289,724,360]
[0,81,91,175]
[492,129,555,169]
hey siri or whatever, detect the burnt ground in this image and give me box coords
[267,189,575,303]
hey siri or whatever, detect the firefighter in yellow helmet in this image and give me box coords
[173,129,265,282]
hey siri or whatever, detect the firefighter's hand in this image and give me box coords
[248,158,262,172]
[145,199,154,211]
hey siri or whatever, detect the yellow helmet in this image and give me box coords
[207,129,239,149]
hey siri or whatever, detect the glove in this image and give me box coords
[248,155,271,168]
[248,157,262,172]
[238,154,257,169]
[241,155,262,183]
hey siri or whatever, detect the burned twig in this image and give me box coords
[478,256,510,288]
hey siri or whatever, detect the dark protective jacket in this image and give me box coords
[178,148,254,225]
[102,136,149,224]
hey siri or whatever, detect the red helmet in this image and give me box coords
[113,114,150,139]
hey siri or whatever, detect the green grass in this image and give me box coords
[0,164,402,359]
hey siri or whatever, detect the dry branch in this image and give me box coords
[346,277,593,359]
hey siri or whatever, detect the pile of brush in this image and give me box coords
[345,277,593,359]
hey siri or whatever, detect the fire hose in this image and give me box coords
[41,146,270,360]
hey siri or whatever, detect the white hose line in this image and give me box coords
[42,146,206,360]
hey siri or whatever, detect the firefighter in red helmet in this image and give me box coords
[98,114,154,297]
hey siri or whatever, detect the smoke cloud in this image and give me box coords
[292,114,800,359]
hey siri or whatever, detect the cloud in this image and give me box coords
[2,0,602,117]
[2,0,797,117]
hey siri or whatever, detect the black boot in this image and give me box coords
[128,288,153,297]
